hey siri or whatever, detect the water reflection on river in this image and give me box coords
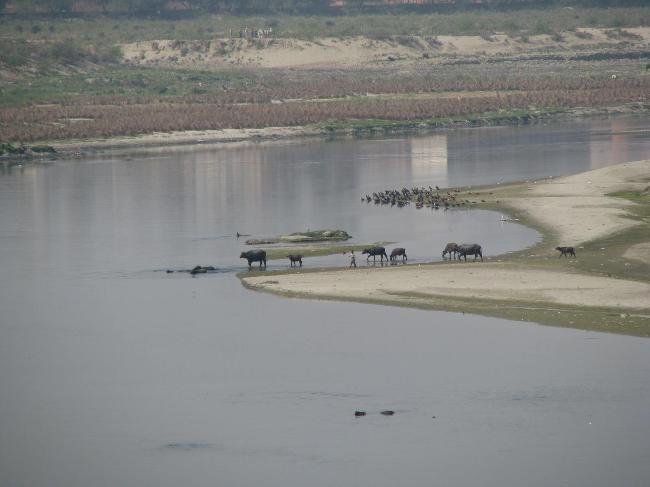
[1,115,649,487]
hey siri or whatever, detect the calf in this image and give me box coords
[287,254,303,267]
[555,246,576,258]
[390,248,407,262]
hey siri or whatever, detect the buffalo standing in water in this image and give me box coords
[456,244,483,262]
[442,242,458,260]
[240,249,267,269]
[287,254,303,267]
[390,248,407,262]
[362,246,389,262]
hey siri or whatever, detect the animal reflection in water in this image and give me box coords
[362,246,389,263]
[240,249,267,269]
[390,247,407,263]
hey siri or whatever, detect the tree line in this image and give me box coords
[1,0,646,17]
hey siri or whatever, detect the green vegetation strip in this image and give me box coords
[2,7,648,43]
[319,108,568,133]
[0,66,253,107]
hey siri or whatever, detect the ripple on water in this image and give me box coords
[163,442,216,451]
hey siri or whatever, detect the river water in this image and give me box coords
[1,115,650,487]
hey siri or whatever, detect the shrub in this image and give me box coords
[0,40,31,67]
[45,41,87,65]
[616,29,642,40]
[396,35,420,49]
[425,36,441,48]
[455,16,474,34]
[96,45,122,64]
[607,17,625,29]
[574,30,593,39]
[604,28,641,40]
[534,20,551,35]
[501,20,519,33]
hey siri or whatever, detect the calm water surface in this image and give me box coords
[1,115,650,487]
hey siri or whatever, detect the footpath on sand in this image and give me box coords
[241,160,650,336]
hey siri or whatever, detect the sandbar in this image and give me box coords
[242,160,650,335]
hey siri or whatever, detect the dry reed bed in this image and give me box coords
[1,80,648,142]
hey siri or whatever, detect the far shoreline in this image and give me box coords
[5,103,648,162]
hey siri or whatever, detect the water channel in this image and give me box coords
[1,115,650,487]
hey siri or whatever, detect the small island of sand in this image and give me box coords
[241,159,650,336]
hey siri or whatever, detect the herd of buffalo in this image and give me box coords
[239,242,485,270]
[184,241,573,274]
[239,243,576,269]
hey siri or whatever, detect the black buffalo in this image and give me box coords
[240,249,267,269]
[390,247,407,262]
[190,265,216,275]
[555,246,576,258]
[456,243,483,262]
[362,246,389,262]
[442,242,458,260]
[287,254,303,267]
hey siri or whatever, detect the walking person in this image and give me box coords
[349,251,357,268]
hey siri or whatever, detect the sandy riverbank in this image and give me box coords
[37,104,647,157]
[48,126,324,154]
[242,159,650,335]
[121,28,650,70]
[495,159,650,245]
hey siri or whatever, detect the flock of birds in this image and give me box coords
[361,185,481,209]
